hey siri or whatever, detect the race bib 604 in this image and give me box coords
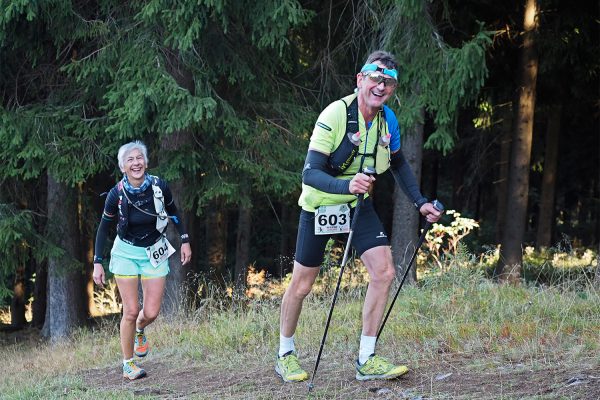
[146,237,176,268]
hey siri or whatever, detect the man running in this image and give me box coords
[276,50,442,382]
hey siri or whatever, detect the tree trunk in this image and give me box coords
[28,175,47,328]
[206,203,228,285]
[77,182,98,318]
[391,108,424,283]
[85,234,98,316]
[161,50,196,314]
[32,259,47,328]
[42,174,86,340]
[10,265,26,328]
[495,0,539,283]
[159,134,194,315]
[163,179,193,315]
[536,104,561,248]
[234,202,252,295]
[495,107,512,243]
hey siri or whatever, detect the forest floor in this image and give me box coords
[78,351,600,399]
[4,326,595,399]
[2,264,599,399]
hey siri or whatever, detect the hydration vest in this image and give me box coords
[327,97,392,176]
[116,175,169,240]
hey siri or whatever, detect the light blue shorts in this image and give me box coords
[109,236,170,278]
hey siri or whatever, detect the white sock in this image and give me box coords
[279,334,295,357]
[136,327,144,335]
[358,335,377,364]
[123,358,134,365]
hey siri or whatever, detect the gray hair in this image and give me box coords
[117,140,149,172]
[365,50,398,70]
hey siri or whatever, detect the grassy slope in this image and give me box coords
[1,268,599,399]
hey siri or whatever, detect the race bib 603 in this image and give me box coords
[314,204,350,235]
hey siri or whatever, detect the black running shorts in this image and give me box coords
[294,197,390,267]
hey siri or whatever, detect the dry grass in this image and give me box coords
[1,262,599,399]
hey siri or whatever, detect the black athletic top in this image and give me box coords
[94,180,188,262]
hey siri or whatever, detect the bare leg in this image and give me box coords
[137,277,166,329]
[115,277,141,359]
[360,246,395,336]
[280,262,320,337]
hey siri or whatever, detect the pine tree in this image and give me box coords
[495,0,540,283]
[0,0,317,329]
[371,0,491,281]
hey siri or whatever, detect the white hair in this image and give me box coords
[117,141,149,172]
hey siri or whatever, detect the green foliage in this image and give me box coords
[0,0,324,320]
[0,0,317,251]
[0,108,46,180]
[379,3,492,152]
[0,0,38,46]
[0,203,62,300]
[1,0,315,192]
[98,45,217,138]
[0,106,113,184]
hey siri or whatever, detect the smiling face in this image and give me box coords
[123,148,146,186]
[356,61,397,118]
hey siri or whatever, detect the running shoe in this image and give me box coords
[134,332,149,357]
[275,351,309,383]
[123,359,147,380]
[355,354,408,381]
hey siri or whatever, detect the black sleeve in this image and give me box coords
[93,187,119,262]
[390,150,428,209]
[94,218,112,262]
[162,181,190,243]
[302,150,351,195]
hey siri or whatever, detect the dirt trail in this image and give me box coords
[82,355,599,399]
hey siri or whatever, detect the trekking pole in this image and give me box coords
[308,167,375,392]
[376,200,444,342]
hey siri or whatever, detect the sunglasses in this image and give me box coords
[364,72,397,88]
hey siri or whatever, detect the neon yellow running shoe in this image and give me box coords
[355,354,408,381]
[275,351,309,383]
[123,359,147,380]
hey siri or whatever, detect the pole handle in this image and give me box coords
[362,166,376,176]
[431,199,445,213]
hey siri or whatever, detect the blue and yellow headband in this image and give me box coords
[360,63,398,80]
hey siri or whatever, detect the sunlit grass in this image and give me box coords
[1,248,598,398]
